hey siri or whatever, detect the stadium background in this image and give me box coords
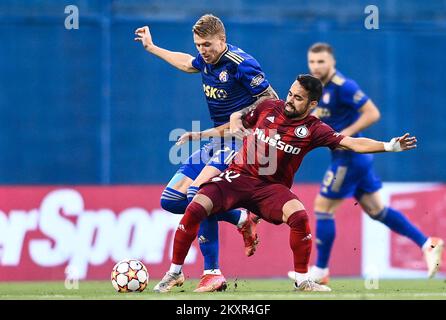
[0,0,445,281]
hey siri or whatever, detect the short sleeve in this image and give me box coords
[235,59,270,96]
[310,121,345,150]
[242,99,276,128]
[191,53,204,71]
[339,79,369,110]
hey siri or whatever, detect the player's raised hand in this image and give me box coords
[397,133,417,150]
[176,132,201,146]
[134,26,154,51]
[384,133,417,152]
[230,115,251,140]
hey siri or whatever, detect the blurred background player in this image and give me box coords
[153,74,418,293]
[134,14,277,292]
[288,43,444,284]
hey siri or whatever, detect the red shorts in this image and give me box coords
[199,170,301,225]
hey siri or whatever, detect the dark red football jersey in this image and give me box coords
[229,99,345,188]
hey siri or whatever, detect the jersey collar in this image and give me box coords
[322,70,337,87]
[212,45,229,65]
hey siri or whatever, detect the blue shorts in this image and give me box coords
[177,137,241,181]
[319,150,382,200]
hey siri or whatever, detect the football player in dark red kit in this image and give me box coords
[154,74,417,293]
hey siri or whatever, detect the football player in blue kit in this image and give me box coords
[288,42,443,284]
[135,14,278,292]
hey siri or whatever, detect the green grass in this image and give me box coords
[0,279,445,300]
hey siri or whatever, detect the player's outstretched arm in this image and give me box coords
[134,26,198,73]
[338,133,417,153]
[176,123,230,145]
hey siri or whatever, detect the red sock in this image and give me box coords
[172,201,208,265]
[287,210,312,273]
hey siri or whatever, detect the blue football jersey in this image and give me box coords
[316,71,382,199]
[192,44,270,126]
[317,71,369,137]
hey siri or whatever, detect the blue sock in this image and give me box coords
[187,185,220,270]
[216,209,241,226]
[315,212,336,269]
[187,186,200,203]
[160,187,188,214]
[198,215,220,270]
[373,207,428,247]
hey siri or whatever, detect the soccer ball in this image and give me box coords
[111,259,149,293]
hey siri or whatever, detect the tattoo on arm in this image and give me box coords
[238,86,278,117]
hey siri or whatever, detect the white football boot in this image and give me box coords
[294,279,332,292]
[423,237,444,278]
[153,271,185,293]
[288,266,330,285]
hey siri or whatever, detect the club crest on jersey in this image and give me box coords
[219,70,228,83]
[322,92,330,104]
[295,125,309,138]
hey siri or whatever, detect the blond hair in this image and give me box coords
[192,14,226,39]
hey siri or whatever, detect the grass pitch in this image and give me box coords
[0,278,445,300]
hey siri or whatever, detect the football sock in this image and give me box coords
[203,269,222,275]
[217,209,243,226]
[185,186,243,271]
[160,187,188,214]
[198,215,220,270]
[287,210,312,273]
[198,209,244,269]
[172,202,208,265]
[186,185,238,270]
[169,263,182,274]
[315,212,336,269]
[186,186,200,203]
[373,207,428,247]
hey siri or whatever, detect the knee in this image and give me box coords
[368,207,387,221]
[286,210,310,229]
[190,193,214,215]
[185,201,210,223]
[361,201,385,218]
[314,195,335,213]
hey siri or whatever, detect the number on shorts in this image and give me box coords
[219,170,240,183]
[322,170,334,187]
[323,166,348,193]
[210,146,231,164]
[224,150,238,164]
